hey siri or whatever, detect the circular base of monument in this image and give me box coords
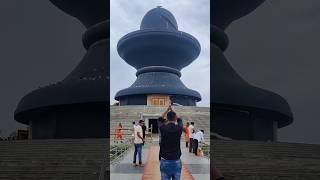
[214,104,293,141]
[116,94,199,106]
[15,103,107,139]
[15,80,106,124]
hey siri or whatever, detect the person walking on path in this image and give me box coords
[158,105,183,180]
[183,122,190,148]
[188,122,194,153]
[133,120,144,167]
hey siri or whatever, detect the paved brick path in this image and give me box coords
[141,146,194,180]
[110,142,210,179]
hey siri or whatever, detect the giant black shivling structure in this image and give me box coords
[14,0,108,139]
[212,0,293,141]
[115,7,201,106]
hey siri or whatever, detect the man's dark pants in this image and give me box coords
[193,139,199,156]
[133,143,143,164]
[189,138,193,153]
[142,135,145,146]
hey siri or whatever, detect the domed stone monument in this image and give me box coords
[115,6,201,106]
[14,0,108,139]
[212,0,293,141]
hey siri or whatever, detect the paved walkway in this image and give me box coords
[142,146,194,180]
[180,144,210,179]
[110,142,210,179]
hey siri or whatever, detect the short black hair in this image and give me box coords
[201,130,204,133]
[191,122,194,125]
[132,121,135,124]
[139,120,144,124]
[167,111,176,121]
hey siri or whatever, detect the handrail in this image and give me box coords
[110,137,134,164]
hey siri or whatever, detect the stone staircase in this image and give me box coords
[110,105,210,142]
[0,139,106,180]
[214,140,320,180]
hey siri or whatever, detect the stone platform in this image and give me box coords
[214,140,320,179]
[0,139,106,180]
[110,143,210,179]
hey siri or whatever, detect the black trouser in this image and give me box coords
[194,139,199,155]
[143,135,145,146]
[189,138,193,152]
[186,141,189,148]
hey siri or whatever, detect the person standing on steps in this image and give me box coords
[114,123,123,143]
[158,105,183,180]
[133,120,144,167]
[188,122,194,153]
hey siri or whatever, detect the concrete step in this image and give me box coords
[0,139,106,180]
[214,140,320,179]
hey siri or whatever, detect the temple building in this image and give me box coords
[14,0,108,139]
[115,7,201,106]
[213,0,293,141]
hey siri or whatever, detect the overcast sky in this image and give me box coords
[110,0,210,107]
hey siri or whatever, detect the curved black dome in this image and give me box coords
[117,7,200,70]
[49,0,107,28]
[140,6,178,31]
[15,37,108,125]
[115,67,201,101]
[117,30,200,70]
[15,80,106,124]
[213,45,293,127]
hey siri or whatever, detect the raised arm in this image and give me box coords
[177,118,183,128]
[201,132,205,143]
[161,105,172,119]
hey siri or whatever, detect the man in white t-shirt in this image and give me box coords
[193,130,205,155]
[188,122,194,153]
[133,120,144,167]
